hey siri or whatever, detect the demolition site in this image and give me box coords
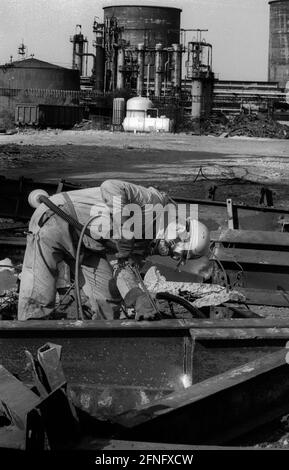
[2,0,289,455]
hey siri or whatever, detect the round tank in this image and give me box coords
[0,58,80,90]
[126,96,153,114]
[269,0,289,87]
[103,5,181,48]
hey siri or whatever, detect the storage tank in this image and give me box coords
[123,96,172,132]
[268,0,289,87]
[103,4,181,48]
[0,58,80,90]
[126,96,153,116]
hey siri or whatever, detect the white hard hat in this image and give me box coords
[172,218,210,260]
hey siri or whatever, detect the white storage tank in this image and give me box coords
[126,97,154,117]
[123,96,172,133]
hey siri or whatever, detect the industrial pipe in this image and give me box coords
[154,43,163,98]
[163,59,169,96]
[146,63,151,98]
[117,48,125,90]
[191,79,203,119]
[94,46,105,92]
[172,44,182,90]
[74,52,96,77]
[137,44,145,96]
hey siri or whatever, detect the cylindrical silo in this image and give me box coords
[103,5,181,48]
[269,0,289,87]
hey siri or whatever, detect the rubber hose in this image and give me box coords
[75,215,101,320]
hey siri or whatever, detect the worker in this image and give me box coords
[18,179,210,321]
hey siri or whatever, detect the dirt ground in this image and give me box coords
[1,129,289,206]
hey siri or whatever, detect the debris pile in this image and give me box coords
[73,117,112,131]
[201,113,289,139]
[73,119,93,131]
[0,258,19,320]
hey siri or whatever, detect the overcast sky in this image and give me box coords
[0,0,269,81]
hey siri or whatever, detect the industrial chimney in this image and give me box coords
[268,0,289,88]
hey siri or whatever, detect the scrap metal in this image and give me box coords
[0,343,78,450]
[114,349,289,445]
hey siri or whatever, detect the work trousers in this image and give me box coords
[18,206,121,321]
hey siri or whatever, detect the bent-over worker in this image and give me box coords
[18,179,210,321]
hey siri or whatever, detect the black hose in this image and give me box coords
[39,195,92,238]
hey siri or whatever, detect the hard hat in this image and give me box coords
[171,218,210,261]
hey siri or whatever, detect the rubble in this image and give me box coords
[201,113,289,139]
[0,258,19,319]
[144,266,246,308]
[0,258,18,294]
[73,119,93,131]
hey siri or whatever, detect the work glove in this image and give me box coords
[124,286,158,321]
[134,291,158,321]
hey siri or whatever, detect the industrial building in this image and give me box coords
[0,2,287,130]
[68,4,215,132]
[0,57,81,128]
[69,2,289,129]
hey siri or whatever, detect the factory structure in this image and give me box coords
[0,2,288,130]
[69,4,215,131]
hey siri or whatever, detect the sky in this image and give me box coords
[0,0,270,81]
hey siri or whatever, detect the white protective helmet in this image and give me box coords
[170,218,210,261]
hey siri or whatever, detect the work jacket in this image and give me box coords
[30,179,170,256]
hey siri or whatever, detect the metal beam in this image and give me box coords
[1,320,289,422]
[239,287,289,307]
[114,349,289,445]
[211,229,289,246]
[1,318,289,330]
[175,197,289,215]
[214,246,289,266]
[0,237,26,246]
